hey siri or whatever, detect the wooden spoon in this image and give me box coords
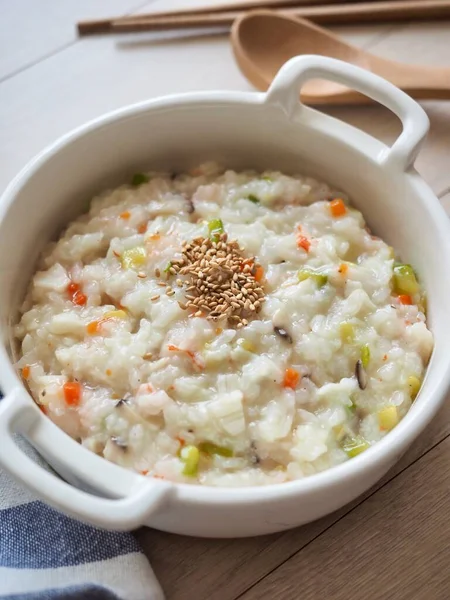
[231,10,450,104]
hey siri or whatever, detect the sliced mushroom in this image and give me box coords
[274,326,293,344]
[355,359,368,390]
[185,197,195,214]
[249,440,260,465]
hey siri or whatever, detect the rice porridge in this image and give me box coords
[16,163,433,486]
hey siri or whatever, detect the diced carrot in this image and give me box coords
[87,318,112,335]
[120,211,131,219]
[330,198,347,217]
[72,291,87,306]
[22,365,30,380]
[168,344,179,352]
[87,320,101,335]
[137,223,147,234]
[67,282,79,295]
[383,354,388,361]
[63,381,82,406]
[141,469,149,476]
[297,235,311,252]
[338,263,349,275]
[283,368,300,389]
[254,266,264,282]
[67,282,87,306]
[398,294,412,305]
[147,234,161,241]
[215,327,223,335]
[105,369,112,376]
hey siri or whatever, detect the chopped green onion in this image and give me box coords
[261,176,272,182]
[341,435,369,458]
[345,402,356,417]
[407,375,421,400]
[333,425,346,442]
[164,261,173,273]
[340,322,355,344]
[131,173,149,187]
[180,445,200,477]
[393,264,419,295]
[236,339,255,352]
[298,268,328,288]
[208,218,224,241]
[199,442,233,458]
[247,194,260,204]
[378,405,399,431]
[360,344,371,368]
[121,246,147,270]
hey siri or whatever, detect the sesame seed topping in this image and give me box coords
[167,233,265,327]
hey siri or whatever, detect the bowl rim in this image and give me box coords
[1,87,450,507]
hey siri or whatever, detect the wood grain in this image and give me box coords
[240,434,450,600]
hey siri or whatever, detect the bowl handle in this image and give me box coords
[265,55,429,172]
[0,388,172,530]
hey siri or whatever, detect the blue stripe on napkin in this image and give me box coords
[0,501,140,569]
[4,585,122,599]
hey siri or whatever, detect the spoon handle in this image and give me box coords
[384,63,450,98]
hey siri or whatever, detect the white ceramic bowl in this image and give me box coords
[1,56,449,538]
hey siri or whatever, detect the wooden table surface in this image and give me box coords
[2,2,450,599]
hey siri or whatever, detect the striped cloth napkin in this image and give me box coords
[0,396,164,600]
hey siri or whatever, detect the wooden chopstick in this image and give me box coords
[78,0,450,35]
[78,0,365,34]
